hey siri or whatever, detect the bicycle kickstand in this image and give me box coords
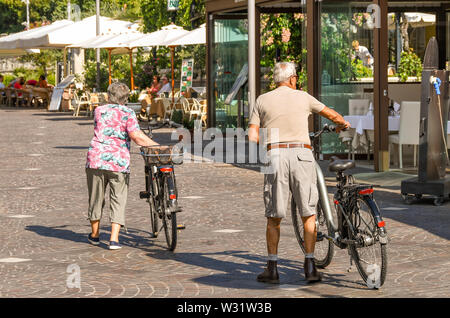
[347,252,354,272]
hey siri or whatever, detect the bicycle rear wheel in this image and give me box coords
[348,197,387,289]
[291,199,334,268]
[162,173,177,251]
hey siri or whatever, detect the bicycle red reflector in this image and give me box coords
[160,167,173,172]
[378,221,385,228]
[359,189,374,195]
[334,200,339,205]
[169,194,176,200]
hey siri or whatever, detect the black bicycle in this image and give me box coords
[139,118,184,251]
[291,124,388,289]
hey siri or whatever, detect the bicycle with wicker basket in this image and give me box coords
[139,118,184,251]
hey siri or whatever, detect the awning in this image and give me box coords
[164,24,206,46]
[15,16,138,49]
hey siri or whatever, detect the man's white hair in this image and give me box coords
[273,62,297,84]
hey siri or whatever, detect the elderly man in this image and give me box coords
[157,76,172,96]
[86,82,159,250]
[248,62,350,283]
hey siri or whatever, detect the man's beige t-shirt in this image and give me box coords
[249,86,326,145]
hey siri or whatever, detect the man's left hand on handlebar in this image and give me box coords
[335,121,351,133]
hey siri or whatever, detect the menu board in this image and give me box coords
[225,63,248,105]
[180,58,194,95]
[48,75,75,111]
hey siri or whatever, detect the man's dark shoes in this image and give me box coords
[304,258,322,283]
[257,260,279,284]
[88,233,100,246]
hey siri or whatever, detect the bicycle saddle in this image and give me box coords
[328,156,355,172]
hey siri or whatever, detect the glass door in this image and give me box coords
[211,17,249,130]
[319,1,374,155]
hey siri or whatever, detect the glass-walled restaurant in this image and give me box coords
[205,0,450,171]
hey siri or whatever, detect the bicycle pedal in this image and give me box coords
[139,191,150,199]
[177,224,186,230]
[317,232,325,241]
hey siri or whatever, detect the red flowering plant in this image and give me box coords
[260,13,307,91]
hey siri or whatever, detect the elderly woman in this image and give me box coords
[86,82,159,250]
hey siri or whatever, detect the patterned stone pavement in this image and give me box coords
[0,107,449,298]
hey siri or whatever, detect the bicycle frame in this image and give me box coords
[315,161,339,233]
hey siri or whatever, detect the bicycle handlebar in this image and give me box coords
[141,118,184,138]
[310,123,348,140]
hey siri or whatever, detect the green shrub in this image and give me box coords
[2,74,15,86]
[398,49,422,82]
[171,109,183,124]
[351,58,373,79]
[12,67,40,82]
[47,73,56,86]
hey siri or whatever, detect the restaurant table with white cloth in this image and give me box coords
[344,115,450,151]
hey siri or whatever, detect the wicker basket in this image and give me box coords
[141,145,183,165]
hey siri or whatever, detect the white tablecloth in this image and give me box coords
[344,115,400,135]
[343,115,450,150]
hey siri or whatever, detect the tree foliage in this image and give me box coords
[1,0,206,91]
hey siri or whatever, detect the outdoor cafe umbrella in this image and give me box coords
[164,24,206,46]
[0,48,40,57]
[388,12,436,30]
[121,24,189,104]
[69,30,144,89]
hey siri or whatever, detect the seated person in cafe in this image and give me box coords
[14,77,25,92]
[138,75,162,121]
[7,77,18,88]
[146,75,161,98]
[38,75,48,88]
[13,77,27,105]
[0,74,5,89]
[26,79,38,86]
[157,76,171,96]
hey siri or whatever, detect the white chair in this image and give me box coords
[179,97,192,120]
[162,98,174,120]
[340,99,370,159]
[72,91,92,117]
[189,98,202,120]
[200,100,207,127]
[389,101,420,169]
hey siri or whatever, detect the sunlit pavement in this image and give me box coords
[0,107,449,298]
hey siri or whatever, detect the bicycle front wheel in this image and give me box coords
[162,173,177,251]
[145,175,159,238]
[291,199,334,268]
[348,197,387,289]
[148,196,159,238]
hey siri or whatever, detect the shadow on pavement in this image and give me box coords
[142,249,366,292]
[24,224,159,249]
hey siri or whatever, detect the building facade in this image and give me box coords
[205,0,450,171]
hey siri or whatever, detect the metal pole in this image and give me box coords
[68,0,71,20]
[248,0,256,123]
[108,48,112,85]
[129,49,134,91]
[171,46,175,105]
[96,0,101,91]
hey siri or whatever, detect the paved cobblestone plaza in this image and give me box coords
[0,108,449,298]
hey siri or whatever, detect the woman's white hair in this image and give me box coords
[273,62,297,84]
[107,82,130,105]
